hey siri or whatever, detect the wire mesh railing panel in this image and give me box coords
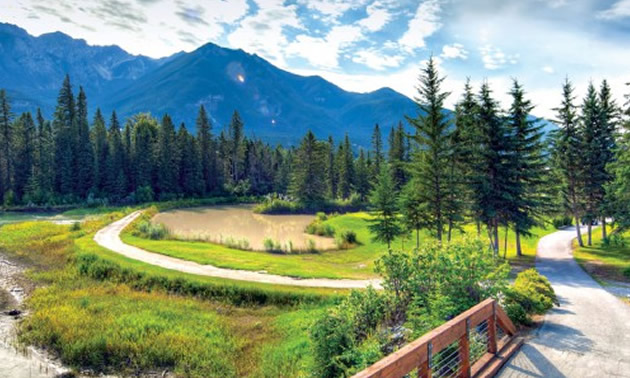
[469,319,490,365]
[431,341,462,378]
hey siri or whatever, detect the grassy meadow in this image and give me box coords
[574,230,630,283]
[123,208,556,279]
[0,210,339,377]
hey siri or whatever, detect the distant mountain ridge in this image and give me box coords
[0,23,418,147]
[0,23,556,147]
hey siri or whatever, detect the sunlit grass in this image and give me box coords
[574,230,630,283]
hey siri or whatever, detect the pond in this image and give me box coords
[152,204,337,252]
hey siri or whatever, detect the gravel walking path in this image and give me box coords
[499,227,630,377]
[94,211,382,289]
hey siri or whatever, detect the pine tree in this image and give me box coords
[454,79,481,228]
[597,80,619,238]
[475,82,513,254]
[53,75,76,196]
[368,164,402,248]
[552,79,585,247]
[91,108,109,194]
[371,124,384,181]
[227,110,245,184]
[399,178,425,248]
[290,131,327,203]
[75,86,94,198]
[506,80,548,256]
[106,111,127,199]
[580,83,601,245]
[35,109,54,201]
[122,119,134,193]
[196,105,216,194]
[354,148,370,200]
[156,114,178,197]
[326,136,337,199]
[177,124,197,196]
[407,57,452,242]
[0,89,13,203]
[336,134,354,199]
[132,114,158,191]
[12,112,35,201]
[388,124,407,191]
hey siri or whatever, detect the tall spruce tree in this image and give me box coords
[326,136,337,199]
[75,87,94,197]
[580,83,601,245]
[12,112,35,201]
[0,90,13,202]
[506,80,548,256]
[597,80,619,238]
[53,75,76,196]
[388,124,407,191]
[371,124,384,181]
[552,79,585,247]
[106,112,126,199]
[475,82,513,254]
[196,105,216,194]
[227,110,245,184]
[354,148,370,200]
[290,131,327,203]
[132,114,158,191]
[407,57,452,242]
[336,134,354,199]
[368,164,402,248]
[91,108,109,194]
[156,114,178,197]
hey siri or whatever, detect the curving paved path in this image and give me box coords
[499,227,630,377]
[94,211,382,289]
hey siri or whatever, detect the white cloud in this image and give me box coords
[1,0,249,58]
[358,2,392,32]
[398,0,443,52]
[227,0,301,67]
[297,0,368,22]
[542,65,555,74]
[441,43,468,60]
[597,0,630,20]
[287,25,363,68]
[479,44,519,70]
[352,48,404,70]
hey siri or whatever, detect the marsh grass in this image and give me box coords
[0,208,338,376]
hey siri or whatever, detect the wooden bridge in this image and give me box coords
[353,298,522,378]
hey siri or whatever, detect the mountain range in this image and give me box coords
[0,23,419,147]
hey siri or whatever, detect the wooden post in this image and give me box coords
[418,341,432,378]
[459,318,471,378]
[488,302,498,354]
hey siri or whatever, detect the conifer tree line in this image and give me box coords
[0,75,409,207]
[1,65,628,254]
[369,57,628,255]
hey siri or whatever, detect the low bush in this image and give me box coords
[69,221,81,231]
[602,233,626,247]
[552,215,573,229]
[136,221,170,240]
[305,220,335,237]
[503,268,558,326]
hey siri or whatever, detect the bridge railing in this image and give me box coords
[352,298,522,378]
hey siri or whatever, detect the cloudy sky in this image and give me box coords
[3,0,630,117]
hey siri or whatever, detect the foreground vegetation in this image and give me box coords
[0,211,344,376]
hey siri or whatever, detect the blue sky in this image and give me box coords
[3,0,630,117]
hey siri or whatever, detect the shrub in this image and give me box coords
[134,186,154,204]
[70,222,81,231]
[623,267,630,279]
[552,215,573,229]
[504,268,558,326]
[335,230,358,249]
[137,221,169,240]
[306,239,318,253]
[305,220,335,237]
[316,212,328,221]
[602,233,626,247]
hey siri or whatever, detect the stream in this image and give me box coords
[0,257,73,378]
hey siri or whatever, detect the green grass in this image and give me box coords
[124,210,556,279]
[0,209,339,376]
[574,230,630,283]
